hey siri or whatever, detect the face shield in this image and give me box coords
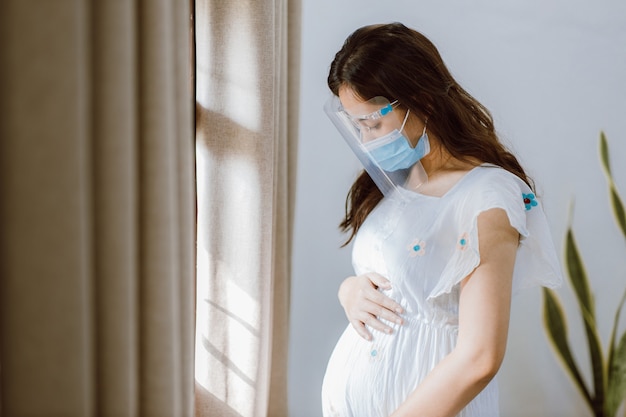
[324,94,430,198]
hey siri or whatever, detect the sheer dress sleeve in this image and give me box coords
[428,166,563,300]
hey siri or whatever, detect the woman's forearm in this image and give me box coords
[389,346,501,417]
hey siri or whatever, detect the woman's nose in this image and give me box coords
[360,128,376,143]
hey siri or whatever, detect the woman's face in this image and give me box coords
[338,86,424,147]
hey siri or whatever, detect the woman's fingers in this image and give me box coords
[365,287,404,317]
[365,272,392,290]
[339,274,405,340]
[349,299,401,335]
[350,319,373,341]
[363,273,404,314]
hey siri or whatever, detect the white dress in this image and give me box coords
[321,164,562,417]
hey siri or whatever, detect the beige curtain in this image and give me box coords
[193,0,300,416]
[0,1,195,416]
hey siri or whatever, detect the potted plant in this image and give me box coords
[543,132,626,417]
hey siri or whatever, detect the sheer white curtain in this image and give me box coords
[0,1,195,415]
[193,1,300,416]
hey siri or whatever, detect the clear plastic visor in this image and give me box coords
[336,96,408,143]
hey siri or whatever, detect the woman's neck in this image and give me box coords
[421,139,479,176]
[408,141,480,196]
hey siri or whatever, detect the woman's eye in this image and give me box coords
[360,122,380,131]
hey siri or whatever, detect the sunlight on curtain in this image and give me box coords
[195,2,261,132]
[194,0,296,416]
[195,151,263,416]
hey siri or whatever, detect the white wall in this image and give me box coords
[289,1,626,416]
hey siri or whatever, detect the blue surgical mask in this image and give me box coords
[364,112,430,172]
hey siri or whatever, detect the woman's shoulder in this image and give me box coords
[450,164,534,215]
[464,163,531,193]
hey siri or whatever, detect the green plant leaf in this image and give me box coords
[579,299,607,415]
[600,132,626,239]
[610,186,626,239]
[565,227,605,413]
[600,131,611,176]
[543,288,593,408]
[608,289,626,375]
[606,331,626,417]
[566,228,596,320]
[607,289,626,416]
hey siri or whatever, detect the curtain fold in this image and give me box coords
[193,0,300,416]
[92,0,139,413]
[0,0,195,416]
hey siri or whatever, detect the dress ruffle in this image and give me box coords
[428,165,562,299]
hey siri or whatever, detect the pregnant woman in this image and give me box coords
[321,22,562,417]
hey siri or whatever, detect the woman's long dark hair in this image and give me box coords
[329,22,532,245]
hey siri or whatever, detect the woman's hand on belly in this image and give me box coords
[338,273,404,341]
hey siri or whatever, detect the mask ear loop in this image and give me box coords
[405,116,430,191]
[399,108,411,132]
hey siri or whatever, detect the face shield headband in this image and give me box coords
[324,94,430,197]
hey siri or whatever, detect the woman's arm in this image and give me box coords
[338,273,404,341]
[390,208,518,417]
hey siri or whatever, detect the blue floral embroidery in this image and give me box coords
[408,238,426,257]
[457,233,469,250]
[523,193,537,211]
[369,346,383,362]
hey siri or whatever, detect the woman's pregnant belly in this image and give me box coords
[321,317,458,417]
